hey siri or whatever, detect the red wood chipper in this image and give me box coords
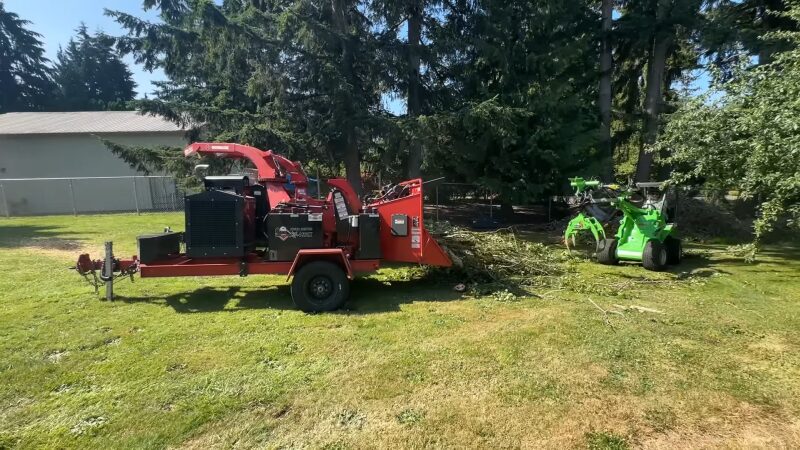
[75,142,451,311]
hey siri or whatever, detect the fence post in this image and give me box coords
[170,179,177,211]
[68,179,77,216]
[0,183,8,218]
[132,177,140,214]
[435,185,439,223]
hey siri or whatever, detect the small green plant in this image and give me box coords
[585,431,629,450]
[396,408,425,425]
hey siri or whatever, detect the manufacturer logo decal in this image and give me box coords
[276,226,291,241]
[274,225,315,241]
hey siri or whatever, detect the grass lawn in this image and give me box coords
[1,213,799,449]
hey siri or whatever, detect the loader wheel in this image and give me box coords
[291,261,350,312]
[596,239,619,265]
[665,236,682,265]
[642,239,668,271]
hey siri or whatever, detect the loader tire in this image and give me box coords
[665,236,682,265]
[596,239,619,265]
[291,261,350,312]
[642,239,668,271]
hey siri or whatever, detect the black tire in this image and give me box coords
[596,238,619,265]
[642,239,668,271]
[665,236,682,265]
[290,261,350,312]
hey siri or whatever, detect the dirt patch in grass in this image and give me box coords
[15,237,89,259]
[640,405,800,449]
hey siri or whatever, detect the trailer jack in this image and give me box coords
[75,242,139,300]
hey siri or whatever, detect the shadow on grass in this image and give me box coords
[0,224,85,249]
[668,252,733,276]
[116,278,462,314]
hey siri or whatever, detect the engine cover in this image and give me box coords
[185,190,254,257]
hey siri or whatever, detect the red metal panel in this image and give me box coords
[184,143,278,181]
[265,183,291,206]
[137,251,380,279]
[287,248,353,280]
[367,179,452,267]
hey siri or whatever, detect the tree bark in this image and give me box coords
[343,127,362,195]
[636,33,671,182]
[599,0,614,181]
[331,0,363,194]
[406,0,423,179]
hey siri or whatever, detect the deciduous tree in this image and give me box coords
[656,5,800,248]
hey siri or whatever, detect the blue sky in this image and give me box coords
[5,0,167,98]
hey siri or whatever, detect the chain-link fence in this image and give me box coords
[422,181,564,227]
[0,176,184,217]
[424,182,497,223]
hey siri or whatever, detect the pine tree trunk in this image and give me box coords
[636,33,671,182]
[343,127,362,195]
[599,0,614,181]
[406,0,423,179]
[331,0,363,194]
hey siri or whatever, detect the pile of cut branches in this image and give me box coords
[677,197,753,241]
[428,222,564,285]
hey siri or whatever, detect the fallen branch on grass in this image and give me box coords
[612,304,665,314]
[588,298,621,331]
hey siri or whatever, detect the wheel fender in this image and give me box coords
[287,249,353,281]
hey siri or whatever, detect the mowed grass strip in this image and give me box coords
[1,213,799,449]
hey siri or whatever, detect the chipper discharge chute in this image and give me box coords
[75,142,451,312]
[563,177,682,271]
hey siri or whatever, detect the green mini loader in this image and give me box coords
[564,177,682,271]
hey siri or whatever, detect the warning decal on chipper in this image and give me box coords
[275,226,315,241]
[333,191,349,220]
[411,216,421,249]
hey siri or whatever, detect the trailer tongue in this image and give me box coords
[75,142,451,312]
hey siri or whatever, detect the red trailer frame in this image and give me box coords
[76,142,451,311]
[138,249,379,279]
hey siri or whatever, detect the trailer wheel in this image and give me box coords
[291,261,350,312]
[596,239,619,265]
[642,239,668,271]
[665,236,682,265]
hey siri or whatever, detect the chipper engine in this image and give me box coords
[75,142,451,312]
[564,177,682,271]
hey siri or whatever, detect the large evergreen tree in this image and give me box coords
[0,2,55,113]
[620,0,706,182]
[52,24,136,111]
[368,0,443,179]
[612,0,705,181]
[419,0,601,208]
[704,0,799,69]
[599,0,615,181]
[108,0,382,194]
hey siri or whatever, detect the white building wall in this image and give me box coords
[0,132,187,215]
